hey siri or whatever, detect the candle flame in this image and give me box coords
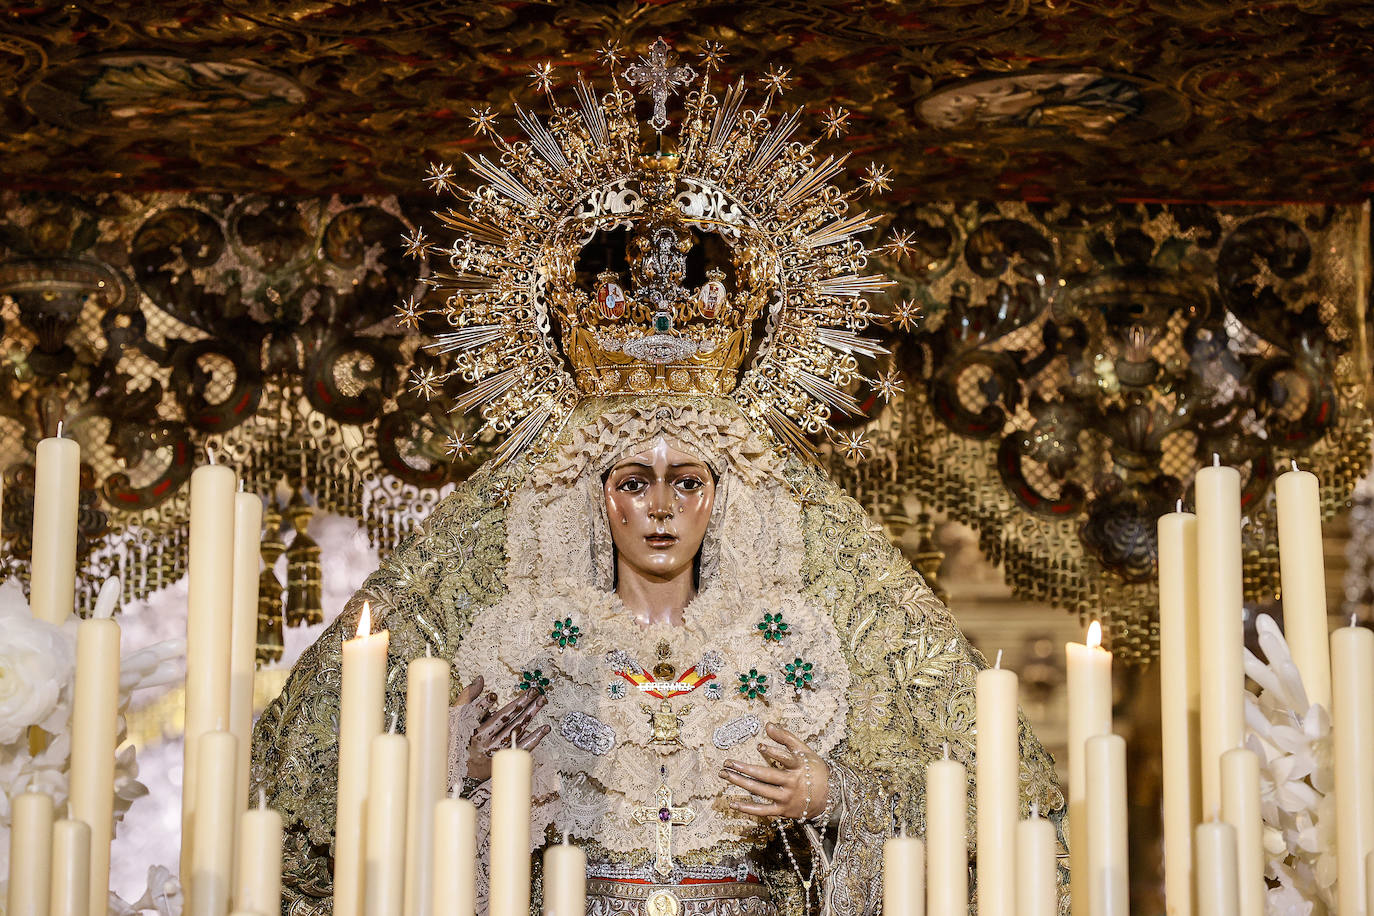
[358,601,372,638]
[1087,620,1102,649]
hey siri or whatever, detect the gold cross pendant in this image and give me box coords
[631,768,696,878]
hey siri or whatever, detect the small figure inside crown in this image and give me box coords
[697,268,728,319]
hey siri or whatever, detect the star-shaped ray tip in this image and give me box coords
[529,61,556,94]
[401,228,430,260]
[410,366,442,400]
[836,429,870,462]
[873,368,905,403]
[861,162,893,195]
[882,228,916,258]
[423,162,455,193]
[821,106,851,138]
[468,106,498,137]
[890,299,924,332]
[698,40,727,72]
[597,40,625,69]
[396,295,425,328]
[443,431,474,459]
[760,63,794,96]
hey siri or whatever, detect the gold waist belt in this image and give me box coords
[587,878,769,910]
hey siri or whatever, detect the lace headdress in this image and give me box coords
[397,37,898,463]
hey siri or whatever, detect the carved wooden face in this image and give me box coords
[603,437,715,583]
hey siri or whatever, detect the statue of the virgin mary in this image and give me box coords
[251,39,1066,916]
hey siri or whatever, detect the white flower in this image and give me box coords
[0,582,74,744]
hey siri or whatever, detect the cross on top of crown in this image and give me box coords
[624,37,696,133]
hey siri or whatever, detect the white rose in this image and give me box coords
[0,583,75,744]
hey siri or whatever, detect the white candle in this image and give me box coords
[404,655,451,916]
[49,818,91,916]
[1158,507,1201,916]
[975,657,1017,916]
[1219,748,1262,916]
[189,730,239,916]
[365,729,409,916]
[30,431,79,625]
[67,600,120,916]
[1065,621,1112,916]
[883,828,925,916]
[1367,850,1374,916]
[432,796,477,916]
[1194,460,1245,816]
[1275,465,1332,710]
[1016,809,1056,916]
[489,745,534,916]
[1085,734,1128,916]
[182,459,238,880]
[1194,821,1239,916]
[1332,623,1374,916]
[334,604,389,916]
[542,835,586,916]
[228,489,263,826]
[7,789,53,916]
[234,798,282,916]
[925,752,967,916]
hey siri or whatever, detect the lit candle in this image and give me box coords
[404,654,451,916]
[975,653,1017,916]
[489,743,534,916]
[925,747,967,916]
[1332,621,1374,916]
[365,725,409,916]
[1016,806,1056,916]
[234,794,282,916]
[67,579,120,916]
[542,835,586,916]
[189,729,239,916]
[49,818,91,916]
[1219,748,1262,916]
[181,455,238,880]
[1275,463,1332,710]
[30,427,79,625]
[883,826,924,916]
[1158,505,1201,916]
[1194,820,1239,916]
[334,603,390,916]
[1194,458,1244,816]
[7,789,54,916]
[1085,734,1128,916]
[1065,621,1112,916]
[228,487,263,824]
[432,795,477,916]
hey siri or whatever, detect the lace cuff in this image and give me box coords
[815,758,889,916]
[447,699,484,793]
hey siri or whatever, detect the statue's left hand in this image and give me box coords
[721,722,830,820]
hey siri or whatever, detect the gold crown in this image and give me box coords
[400,38,894,461]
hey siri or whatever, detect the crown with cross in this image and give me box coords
[402,37,901,462]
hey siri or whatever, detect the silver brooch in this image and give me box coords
[704,682,723,701]
[606,649,636,673]
[713,715,761,750]
[560,711,616,756]
[607,681,628,700]
[699,650,724,675]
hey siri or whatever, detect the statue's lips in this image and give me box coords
[644,533,678,548]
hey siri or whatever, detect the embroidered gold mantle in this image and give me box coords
[249,396,1069,916]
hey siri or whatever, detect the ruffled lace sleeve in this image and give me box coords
[814,758,888,916]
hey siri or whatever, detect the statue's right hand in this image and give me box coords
[456,676,550,782]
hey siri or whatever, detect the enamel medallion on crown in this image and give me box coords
[400,37,897,462]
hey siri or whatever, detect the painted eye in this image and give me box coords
[617,478,647,493]
[677,477,703,491]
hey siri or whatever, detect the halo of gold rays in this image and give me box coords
[400,38,896,464]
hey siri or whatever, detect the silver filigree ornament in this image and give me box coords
[560,710,616,756]
[624,37,696,133]
[713,715,762,750]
